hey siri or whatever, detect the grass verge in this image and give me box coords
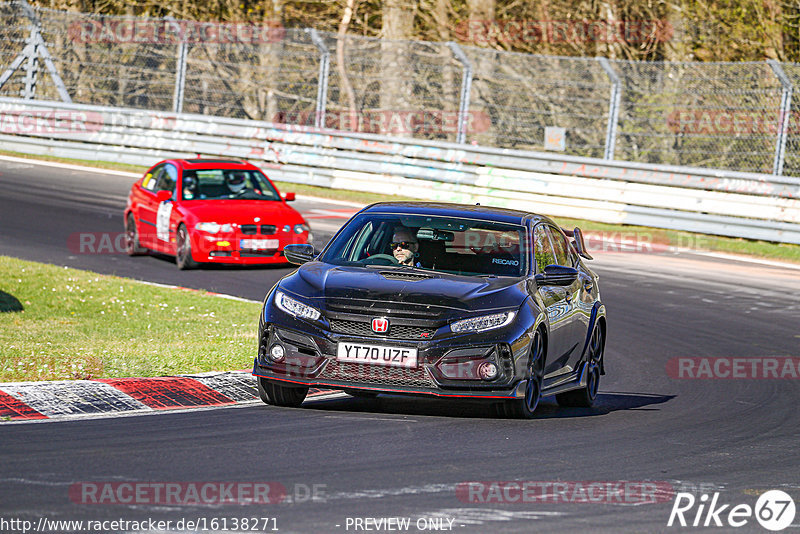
[0,255,261,382]
[2,148,799,264]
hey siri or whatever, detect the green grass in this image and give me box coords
[0,256,261,382]
[2,149,799,264]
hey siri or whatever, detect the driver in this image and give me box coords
[390,226,420,266]
[225,172,247,194]
[182,175,197,200]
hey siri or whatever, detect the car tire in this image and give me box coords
[257,376,308,407]
[125,214,147,256]
[499,329,545,419]
[556,322,604,408]
[176,224,198,270]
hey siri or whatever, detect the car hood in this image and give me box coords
[281,263,528,313]
[180,200,304,224]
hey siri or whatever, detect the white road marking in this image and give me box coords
[689,251,800,271]
[0,154,140,178]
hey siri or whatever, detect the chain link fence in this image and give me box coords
[2,1,800,177]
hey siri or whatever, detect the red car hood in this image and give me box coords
[180,200,305,225]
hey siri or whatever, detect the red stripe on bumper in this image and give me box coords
[0,390,47,420]
[254,373,515,399]
[96,377,235,410]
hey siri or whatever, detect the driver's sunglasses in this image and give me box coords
[390,241,416,250]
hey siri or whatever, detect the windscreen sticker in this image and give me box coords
[156,201,172,241]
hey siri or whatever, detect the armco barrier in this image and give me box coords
[2,96,800,244]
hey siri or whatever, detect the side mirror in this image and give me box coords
[535,264,579,286]
[283,243,316,265]
[155,190,172,203]
[283,192,296,202]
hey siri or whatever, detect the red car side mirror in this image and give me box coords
[156,190,172,202]
[283,192,296,202]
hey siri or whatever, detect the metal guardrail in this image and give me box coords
[2,97,799,245]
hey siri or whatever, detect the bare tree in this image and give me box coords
[336,0,358,129]
[380,0,417,132]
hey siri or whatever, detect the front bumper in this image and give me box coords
[191,231,309,264]
[252,322,530,400]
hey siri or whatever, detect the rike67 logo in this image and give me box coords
[668,490,796,531]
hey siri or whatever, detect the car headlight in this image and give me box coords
[195,222,234,234]
[294,224,309,234]
[274,291,321,321]
[450,311,516,333]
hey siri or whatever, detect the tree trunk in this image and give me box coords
[336,0,358,129]
[380,0,416,134]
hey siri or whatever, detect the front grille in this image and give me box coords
[239,225,277,235]
[325,298,453,321]
[318,359,435,388]
[329,319,436,340]
[240,250,281,257]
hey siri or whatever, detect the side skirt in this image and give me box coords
[541,360,590,397]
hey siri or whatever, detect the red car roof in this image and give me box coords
[172,158,257,171]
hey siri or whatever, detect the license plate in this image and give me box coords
[240,238,279,250]
[336,342,418,368]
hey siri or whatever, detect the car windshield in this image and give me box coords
[181,169,281,201]
[320,213,528,277]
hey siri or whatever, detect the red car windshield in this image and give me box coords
[181,169,281,201]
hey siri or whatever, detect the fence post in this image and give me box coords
[767,59,792,176]
[308,29,330,129]
[21,26,39,99]
[173,42,188,113]
[597,57,621,161]
[447,42,473,144]
[15,0,71,102]
[165,17,187,114]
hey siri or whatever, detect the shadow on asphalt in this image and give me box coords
[0,290,23,312]
[301,391,675,420]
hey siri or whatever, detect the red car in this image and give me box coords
[124,158,311,269]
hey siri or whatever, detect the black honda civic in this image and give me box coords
[253,202,606,418]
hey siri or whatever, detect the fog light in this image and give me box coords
[269,344,286,362]
[478,361,498,380]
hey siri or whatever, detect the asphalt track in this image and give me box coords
[1,158,800,533]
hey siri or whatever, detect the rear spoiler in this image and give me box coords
[561,226,593,260]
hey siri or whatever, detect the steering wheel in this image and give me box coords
[362,254,398,266]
